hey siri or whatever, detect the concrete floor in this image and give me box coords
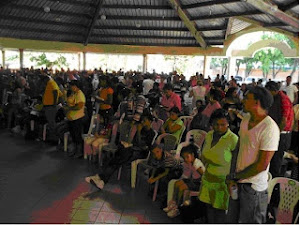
[0,129,183,224]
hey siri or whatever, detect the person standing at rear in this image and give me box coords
[226,86,280,224]
[281,76,298,105]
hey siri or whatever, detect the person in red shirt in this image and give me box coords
[266,81,294,177]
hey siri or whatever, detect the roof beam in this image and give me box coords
[167,0,207,48]
[84,0,104,46]
[192,10,261,20]
[225,18,234,40]
[94,25,226,32]
[245,0,299,29]
[90,34,225,41]
[236,16,297,37]
[182,0,241,9]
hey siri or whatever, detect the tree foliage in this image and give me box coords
[163,55,191,74]
[30,53,69,69]
[210,58,228,75]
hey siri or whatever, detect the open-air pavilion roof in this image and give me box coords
[0,0,299,55]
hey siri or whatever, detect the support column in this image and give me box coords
[2,50,5,68]
[227,56,236,80]
[203,56,211,78]
[19,48,24,70]
[83,52,86,71]
[142,54,147,73]
[78,52,81,71]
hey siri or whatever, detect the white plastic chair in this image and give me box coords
[82,114,100,160]
[268,177,299,224]
[130,130,158,188]
[185,129,207,152]
[151,119,164,132]
[179,116,193,132]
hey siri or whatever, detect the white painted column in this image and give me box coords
[203,55,211,78]
[78,52,81,71]
[2,50,5,68]
[142,54,148,73]
[227,56,236,80]
[83,52,86,71]
[19,48,24,70]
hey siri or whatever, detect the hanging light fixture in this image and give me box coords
[44,6,51,13]
[101,14,106,20]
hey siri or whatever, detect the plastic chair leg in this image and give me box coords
[152,180,159,201]
[131,161,137,188]
[42,124,47,141]
[117,167,122,180]
[64,133,68,152]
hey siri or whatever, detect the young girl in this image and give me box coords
[164,144,205,218]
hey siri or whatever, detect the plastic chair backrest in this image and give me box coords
[268,177,299,224]
[179,116,193,132]
[185,129,207,150]
[162,134,178,151]
[151,119,164,132]
[119,121,137,143]
[175,142,190,159]
[151,130,158,145]
[177,125,186,144]
[87,114,100,136]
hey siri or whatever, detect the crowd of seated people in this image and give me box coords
[0,65,299,223]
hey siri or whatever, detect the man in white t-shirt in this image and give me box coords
[281,76,298,104]
[226,86,280,224]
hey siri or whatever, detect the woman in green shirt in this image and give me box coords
[199,109,238,223]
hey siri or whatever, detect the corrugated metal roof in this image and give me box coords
[0,0,298,48]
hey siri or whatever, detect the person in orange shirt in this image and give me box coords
[95,76,114,128]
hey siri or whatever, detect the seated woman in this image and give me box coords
[198,109,238,224]
[164,144,205,218]
[161,106,184,142]
[85,113,156,190]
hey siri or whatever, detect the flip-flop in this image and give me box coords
[90,179,101,190]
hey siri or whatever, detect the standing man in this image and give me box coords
[42,75,63,136]
[64,80,86,158]
[265,81,294,177]
[281,76,298,105]
[226,86,280,224]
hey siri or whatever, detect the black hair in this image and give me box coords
[247,86,274,110]
[163,83,173,91]
[209,108,230,125]
[169,106,180,114]
[226,87,237,98]
[69,80,80,89]
[209,89,222,102]
[180,144,199,159]
[265,81,280,92]
[141,112,154,122]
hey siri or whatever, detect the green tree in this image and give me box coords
[253,48,288,79]
[236,57,256,77]
[164,55,190,74]
[211,58,228,75]
[30,53,69,69]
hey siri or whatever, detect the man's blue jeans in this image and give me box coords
[227,183,268,224]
